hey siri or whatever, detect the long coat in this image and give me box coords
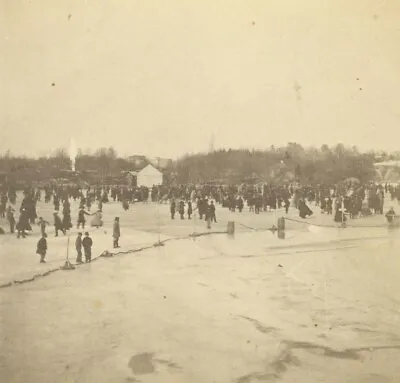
[113,221,120,238]
[91,211,103,227]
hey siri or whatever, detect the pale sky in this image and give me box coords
[1,0,399,159]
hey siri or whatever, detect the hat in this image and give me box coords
[85,232,89,235]
[78,232,82,235]
[115,217,119,220]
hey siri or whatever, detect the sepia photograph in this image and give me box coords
[1,0,400,382]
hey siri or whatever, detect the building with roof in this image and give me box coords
[125,163,163,188]
[125,155,172,187]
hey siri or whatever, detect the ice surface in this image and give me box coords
[1,196,400,382]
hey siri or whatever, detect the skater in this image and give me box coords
[205,204,212,229]
[113,217,120,248]
[77,208,91,229]
[75,232,83,263]
[170,199,176,220]
[122,199,129,211]
[327,197,333,215]
[284,197,290,214]
[179,200,185,220]
[334,200,347,224]
[82,232,93,263]
[62,201,72,230]
[237,196,244,213]
[17,208,30,239]
[187,201,193,219]
[298,198,313,219]
[90,210,103,228]
[209,200,217,223]
[37,217,50,237]
[6,206,15,234]
[36,233,47,263]
[53,212,66,237]
[0,193,7,218]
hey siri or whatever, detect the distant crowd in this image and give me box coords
[0,180,397,263]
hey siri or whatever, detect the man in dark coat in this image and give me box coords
[113,217,120,248]
[170,199,176,220]
[6,206,15,234]
[209,201,217,223]
[187,201,193,219]
[237,197,244,213]
[53,212,66,237]
[178,200,185,220]
[82,232,93,263]
[17,208,30,238]
[77,208,90,229]
[298,198,313,219]
[36,233,48,263]
[284,197,290,214]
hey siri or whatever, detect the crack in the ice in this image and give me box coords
[234,340,400,383]
[238,316,278,335]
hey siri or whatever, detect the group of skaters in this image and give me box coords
[0,186,122,264]
[36,216,120,264]
[163,181,395,225]
[1,180,398,263]
[169,198,217,228]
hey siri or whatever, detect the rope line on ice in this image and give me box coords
[0,230,228,290]
[284,216,389,228]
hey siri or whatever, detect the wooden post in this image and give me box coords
[277,217,285,231]
[227,221,235,236]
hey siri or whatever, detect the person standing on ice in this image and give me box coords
[284,197,290,214]
[62,200,72,230]
[187,201,193,219]
[36,233,47,263]
[205,202,212,229]
[6,206,15,234]
[77,208,91,229]
[237,196,244,213]
[75,232,83,263]
[170,199,176,220]
[122,199,129,211]
[90,210,103,228]
[0,193,7,218]
[82,232,93,263]
[209,200,217,223]
[37,217,50,237]
[53,212,66,237]
[17,208,30,239]
[113,217,120,248]
[298,198,313,219]
[178,200,185,219]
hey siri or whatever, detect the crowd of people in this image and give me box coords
[0,185,122,264]
[0,179,397,263]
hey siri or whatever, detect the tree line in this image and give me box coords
[175,143,391,184]
[0,143,398,185]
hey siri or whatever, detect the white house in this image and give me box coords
[137,164,163,187]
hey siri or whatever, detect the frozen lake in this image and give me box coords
[1,197,400,382]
